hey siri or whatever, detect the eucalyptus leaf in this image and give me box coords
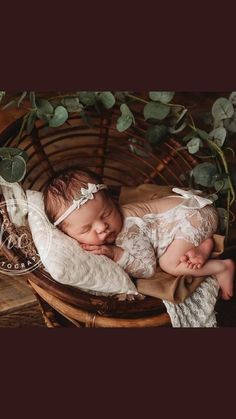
[49,106,68,128]
[192,162,218,187]
[115,92,128,102]
[116,104,135,132]
[212,98,234,120]
[145,125,168,144]
[0,155,27,182]
[187,137,203,154]
[98,92,116,109]
[144,102,170,120]
[229,92,236,105]
[61,97,83,113]
[206,193,218,202]
[0,91,5,103]
[78,92,97,106]
[209,127,227,147]
[36,98,54,121]
[149,92,175,103]
[214,177,230,193]
[224,111,236,133]
[0,147,28,162]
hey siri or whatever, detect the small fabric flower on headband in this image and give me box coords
[53,183,107,226]
[74,183,106,206]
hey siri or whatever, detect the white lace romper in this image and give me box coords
[115,188,219,278]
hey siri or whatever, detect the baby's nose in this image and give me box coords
[95,221,108,234]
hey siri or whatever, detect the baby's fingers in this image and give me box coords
[81,244,100,250]
[90,249,106,255]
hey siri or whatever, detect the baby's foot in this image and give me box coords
[180,238,213,269]
[216,259,235,300]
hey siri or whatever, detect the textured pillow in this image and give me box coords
[26,190,138,296]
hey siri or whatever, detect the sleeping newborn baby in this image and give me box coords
[43,168,235,300]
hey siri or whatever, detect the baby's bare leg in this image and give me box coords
[159,239,235,300]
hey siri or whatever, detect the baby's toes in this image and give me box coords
[180,255,188,263]
[187,261,194,269]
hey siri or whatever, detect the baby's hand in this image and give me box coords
[80,243,124,262]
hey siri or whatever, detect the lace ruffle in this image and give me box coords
[163,277,219,327]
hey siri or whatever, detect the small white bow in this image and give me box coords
[53,183,107,226]
[74,183,107,207]
[172,188,213,208]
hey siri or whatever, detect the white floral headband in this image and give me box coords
[53,183,108,226]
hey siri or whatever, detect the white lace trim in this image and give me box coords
[163,276,219,327]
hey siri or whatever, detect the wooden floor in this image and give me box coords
[0,273,46,327]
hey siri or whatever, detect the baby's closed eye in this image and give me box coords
[80,226,91,234]
[103,209,113,218]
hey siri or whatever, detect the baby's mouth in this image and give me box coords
[104,232,116,243]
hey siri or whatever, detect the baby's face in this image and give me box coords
[61,192,123,245]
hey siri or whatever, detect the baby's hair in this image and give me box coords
[43,168,109,229]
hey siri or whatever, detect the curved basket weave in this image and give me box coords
[0,108,199,327]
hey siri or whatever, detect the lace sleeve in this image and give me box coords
[115,217,157,278]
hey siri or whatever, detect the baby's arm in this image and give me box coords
[115,219,157,278]
[116,241,157,278]
[81,241,157,278]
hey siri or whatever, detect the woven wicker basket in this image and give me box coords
[0,108,199,327]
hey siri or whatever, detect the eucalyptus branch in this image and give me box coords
[188,112,196,130]
[126,93,186,110]
[15,113,29,146]
[205,138,236,206]
[186,120,235,203]
[126,94,148,104]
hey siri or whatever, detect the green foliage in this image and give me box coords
[97,92,116,109]
[36,98,54,121]
[144,101,170,120]
[78,92,97,106]
[192,162,218,187]
[209,127,227,147]
[0,90,236,238]
[0,91,6,103]
[0,147,28,182]
[224,111,236,133]
[61,97,83,113]
[116,104,135,132]
[212,97,234,120]
[145,125,168,144]
[49,106,68,128]
[186,137,203,154]
[149,91,175,104]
